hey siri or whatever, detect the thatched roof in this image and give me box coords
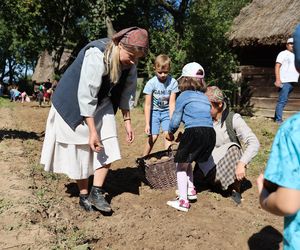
[228,0,300,47]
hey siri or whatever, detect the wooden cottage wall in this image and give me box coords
[240,66,300,118]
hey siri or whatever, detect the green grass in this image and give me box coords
[243,116,279,176]
[0,198,13,214]
[0,97,15,108]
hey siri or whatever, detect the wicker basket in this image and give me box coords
[136,146,177,189]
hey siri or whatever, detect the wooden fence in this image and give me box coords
[240,66,300,118]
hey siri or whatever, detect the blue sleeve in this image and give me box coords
[171,78,179,93]
[168,93,185,133]
[294,24,300,72]
[264,113,300,190]
[143,78,154,95]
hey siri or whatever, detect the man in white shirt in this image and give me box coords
[274,37,299,124]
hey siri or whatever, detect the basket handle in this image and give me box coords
[136,157,144,165]
[167,143,178,157]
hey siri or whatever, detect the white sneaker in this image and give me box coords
[175,189,197,201]
[167,199,190,212]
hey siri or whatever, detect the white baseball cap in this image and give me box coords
[287,37,293,44]
[178,62,205,80]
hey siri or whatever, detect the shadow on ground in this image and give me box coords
[0,129,43,141]
[248,225,282,250]
[65,166,143,199]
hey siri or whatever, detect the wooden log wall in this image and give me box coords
[240,66,300,118]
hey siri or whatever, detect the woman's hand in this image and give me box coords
[85,117,103,153]
[235,161,246,181]
[165,132,174,141]
[89,131,103,153]
[125,120,135,143]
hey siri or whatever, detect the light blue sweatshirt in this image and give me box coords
[169,90,213,134]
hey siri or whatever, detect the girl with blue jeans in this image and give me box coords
[166,62,216,212]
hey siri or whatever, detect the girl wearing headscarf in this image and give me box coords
[41,27,148,213]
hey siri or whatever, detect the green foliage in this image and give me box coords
[185,0,251,93]
[0,0,251,96]
[86,0,130,40]
[145,21,188,78]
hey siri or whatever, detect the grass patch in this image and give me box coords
[242,117,279,176]
[0,198,13,214]
[0,96,15,108]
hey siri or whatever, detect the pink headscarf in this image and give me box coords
[112,27,148,52]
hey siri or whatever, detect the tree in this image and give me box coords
[185,0,251,91]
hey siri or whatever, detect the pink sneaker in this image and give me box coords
[175,188,197,201]
[187,188,197,201]
[167,198,190,212]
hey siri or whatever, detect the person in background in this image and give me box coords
[142,54,178,156]
[166,62,215,212]
[0,82,3,97]
[274,37,299,125]
[257,112,300,250]
[294,24,300,73]
[40,27,148,213]
[10,86,21,102]
[20,91,29,103]
[194,86,260,204]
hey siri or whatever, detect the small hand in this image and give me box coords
[256,173,264,195]
[165,132,174,141]
[175,132,183,142]
[144,125,151,135]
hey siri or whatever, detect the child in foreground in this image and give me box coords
[142,54,179,156]
[257,112,300,249]
[166,62,216,212]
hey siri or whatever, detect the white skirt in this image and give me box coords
[40,98,121,180]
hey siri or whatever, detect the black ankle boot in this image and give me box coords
[79,194,94,212]
[88,186,112,212]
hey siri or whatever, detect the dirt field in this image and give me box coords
[0,100,284,250]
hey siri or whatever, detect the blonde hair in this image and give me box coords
[104,42,121,84]
[104,41,146,84]
[154,54,171,71]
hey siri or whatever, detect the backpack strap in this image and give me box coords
[225,111,241,146]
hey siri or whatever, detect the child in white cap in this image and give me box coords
[166,62,216,212]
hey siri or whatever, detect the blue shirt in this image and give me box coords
[143,75,179,111]
[169,90,213,133]
[264,112,300,250]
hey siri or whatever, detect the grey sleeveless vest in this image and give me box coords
[225,111,241,145]
[52,38,130,131]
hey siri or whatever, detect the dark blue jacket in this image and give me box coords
[52,38,129,130]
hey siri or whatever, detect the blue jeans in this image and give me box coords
[274,82,294,122]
